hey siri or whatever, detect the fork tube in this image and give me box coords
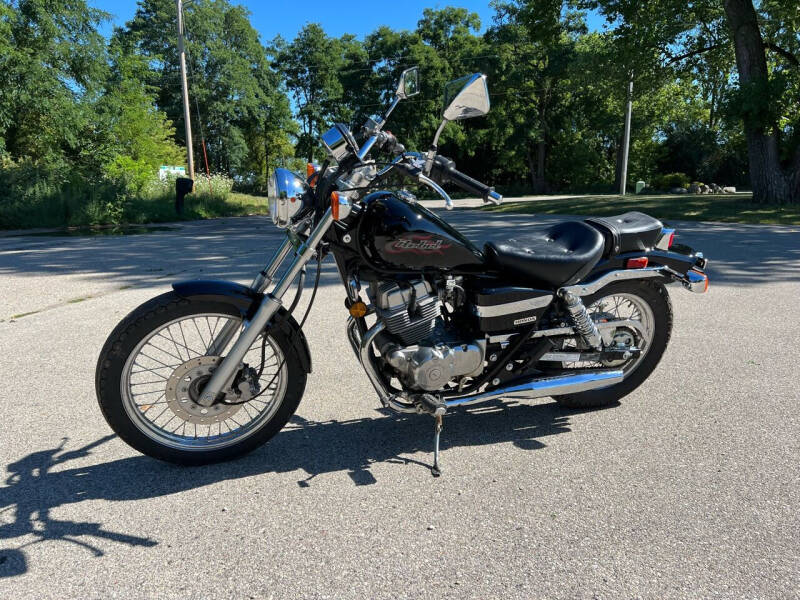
[198,210,334,406]
[207,237,295,356]
[250,237,293,293]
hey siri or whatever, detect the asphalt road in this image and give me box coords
[0,208,798,599]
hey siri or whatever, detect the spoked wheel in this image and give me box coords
[96,292,306,464]
[554,280,672,409]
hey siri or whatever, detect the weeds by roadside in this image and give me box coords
[0,162,267,229]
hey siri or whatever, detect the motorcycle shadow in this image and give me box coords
[289,398,586,486]
[0,399,601,575]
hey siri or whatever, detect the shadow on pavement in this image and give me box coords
[0,399,582,576]
[445,213,800,287]
[0,214,798,293]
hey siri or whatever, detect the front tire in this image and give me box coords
[554,280,673,409]
[96,292,307,465]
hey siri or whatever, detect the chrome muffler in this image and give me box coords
[444,370,624,408]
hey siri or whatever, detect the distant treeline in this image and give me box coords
[0,0,798,227]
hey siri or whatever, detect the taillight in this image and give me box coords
[626,257,649,269]
[667,230,675,248]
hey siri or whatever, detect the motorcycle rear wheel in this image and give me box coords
[554,280,672,409]
[96,292,306,465]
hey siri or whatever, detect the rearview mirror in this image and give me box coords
[396,66,420,99]
[442,73,490,121]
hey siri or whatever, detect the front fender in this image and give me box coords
[172,279,312,373]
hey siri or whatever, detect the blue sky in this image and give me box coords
[94,0,605,41]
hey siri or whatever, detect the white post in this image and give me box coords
[619,74,633,195]
[176,0,194,180]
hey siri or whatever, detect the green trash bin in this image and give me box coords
[635,181,646,194]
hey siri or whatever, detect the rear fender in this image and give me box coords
[172,279,312,373]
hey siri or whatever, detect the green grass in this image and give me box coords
[482,193,800,226]
[0,191,269,231]
[119,192,269,225]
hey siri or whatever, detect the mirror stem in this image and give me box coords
[424,119,449,174]
[379,96,401,128]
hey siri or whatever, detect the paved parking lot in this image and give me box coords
[1,209,798,599]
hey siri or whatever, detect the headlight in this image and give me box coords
[268,168,308,229]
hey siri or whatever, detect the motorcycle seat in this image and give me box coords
[484,221,605,288]
[585,212,663,257]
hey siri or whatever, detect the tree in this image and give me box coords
[723,0,799,203]
[117,0,293,177]
[275,24,366,162]
[0,0,108,169]
[585,0,800,203]
[97,47,185,193]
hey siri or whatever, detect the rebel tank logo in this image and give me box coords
[386,234,453,255]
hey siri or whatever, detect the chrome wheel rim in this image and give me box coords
[561,292,655,378]
[121,313,287,451]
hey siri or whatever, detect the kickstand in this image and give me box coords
[432,413,443,477]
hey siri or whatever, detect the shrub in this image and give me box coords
[653,172,690,190]
[0,158,240,229]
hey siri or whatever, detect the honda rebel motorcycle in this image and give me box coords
[96,68,708,475]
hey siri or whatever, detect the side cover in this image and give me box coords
[471,287,554,332]
[172,279,312,373]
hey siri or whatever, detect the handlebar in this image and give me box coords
[430,156,502,205]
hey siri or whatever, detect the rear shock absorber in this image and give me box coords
[559,289,603,350]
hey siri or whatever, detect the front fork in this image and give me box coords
[197,209,334,407]
[206,237,294,356]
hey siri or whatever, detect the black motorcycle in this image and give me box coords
[96,68,708,475]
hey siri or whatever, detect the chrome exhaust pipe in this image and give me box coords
[350,317,623,413]
[445,370,624,408]
[352,319,424,414]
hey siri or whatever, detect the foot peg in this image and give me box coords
[414,393,446,416]
[413,394,446,477]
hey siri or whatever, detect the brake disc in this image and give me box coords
[165,356,243,425]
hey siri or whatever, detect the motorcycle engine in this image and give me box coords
[369,279,486,392]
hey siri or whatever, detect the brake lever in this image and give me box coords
[417,173,454,210]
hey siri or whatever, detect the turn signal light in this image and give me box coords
[626,257,649,269]
[331,191,340,220]
[307,163,319,188]
[349,301,368,318]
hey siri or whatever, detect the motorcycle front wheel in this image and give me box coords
[96,292,306,465]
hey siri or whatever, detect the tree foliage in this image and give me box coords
[2,0,799,225]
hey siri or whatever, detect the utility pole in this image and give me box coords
[619,73,633,195]
[176,0,194,180]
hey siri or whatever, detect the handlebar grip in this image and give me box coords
[431,156,502,204]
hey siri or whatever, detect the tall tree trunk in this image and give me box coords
[614,136,623,191]
[535,138,547,194]
[526,145,537,191]
[724,0,795,203]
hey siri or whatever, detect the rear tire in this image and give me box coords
[96,292,307,465]
[554,280,672,409]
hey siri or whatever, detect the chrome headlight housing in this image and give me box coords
[268,168,308,229]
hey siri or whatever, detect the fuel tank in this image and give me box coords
[357,191,485,272]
